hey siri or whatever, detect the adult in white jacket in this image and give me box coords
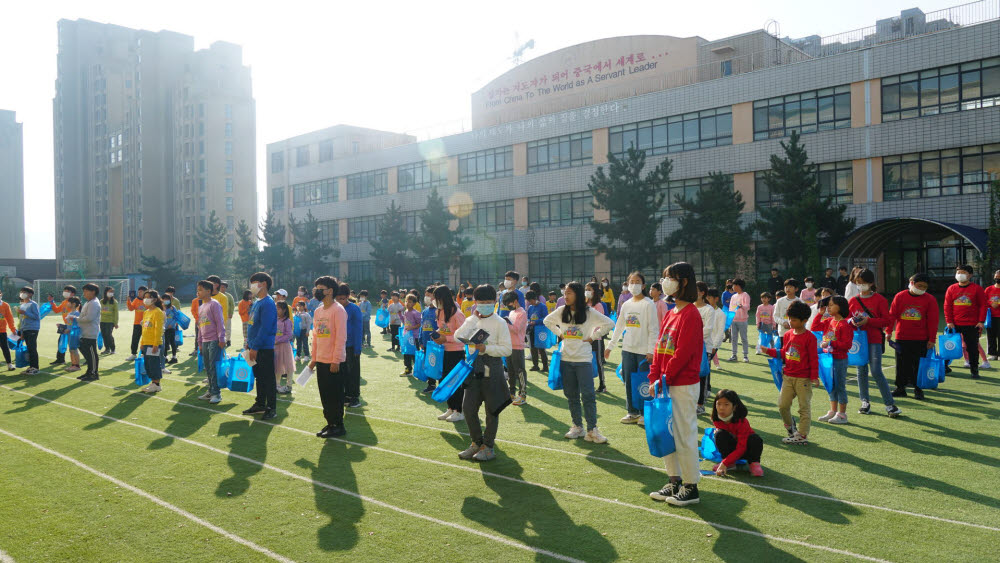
[605,272,658,423]
[544,282,615,444]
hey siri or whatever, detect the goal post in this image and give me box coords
[33,279,132,309]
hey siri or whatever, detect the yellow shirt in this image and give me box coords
[140,308,165,346]
[461,299,475,318]
[212,293,229,317]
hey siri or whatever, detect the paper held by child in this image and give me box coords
[296,365,313,386]
[241,349,256,367]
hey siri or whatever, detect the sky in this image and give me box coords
[0,0,962,259]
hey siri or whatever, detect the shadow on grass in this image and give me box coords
[4,376,85,413]
[698,490,809,562]
[84,387,153,430]
[147,385,225,450]
[214,413,278,498]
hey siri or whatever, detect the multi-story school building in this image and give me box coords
[268,3,1000,291]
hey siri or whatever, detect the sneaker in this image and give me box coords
[858,400,871,414]
[472,446,496,461]
[79,374,99,382]
[529,366,540,372]
[209,395,222,404]
[696,405,706,415]
[914,388,925,400]
[748,462,764,477]
[198,391,212,401]
[637,416,644,426]
[188,350,198,357]
[167,357,178,364]
[728,356,737,362]
[829,413,848,424]
[242,404,267,415]
[585,428,608,444]
[785,422,797,438]
[49,359,64,365]
[511,395,526,406]
[981,361,991,369]
[891,387,907,398]
[596,386,608,393]
[818,410,836,422]
[743,357,750,363]
[124,355,137,361]
[458,443,482,460]
[444,411,465,423]
[650,481,681,501]
[316,425,331,438]
[963,361,972,368]
[886,405,901,418]
[279,385,292,394]
[76,373,87,380]
[782,432,808,445]
[347,400,362,408]
[620,413,640,424]
[142,383,161,393]
[990,355,999,361]
[261,410,277,421]
[202,378,208,383]
[65,365,80,372]
[325,425,346,437]
[437,409,455,421]
[162,367,171,374]
[665,484,700,506]
[24,368,39,375]
[564,426,585,439]
[399,370,410,377]
[421,384,435,393]
[7,363,14,371]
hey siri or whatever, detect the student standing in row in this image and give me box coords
[419,286,439,393]
[0,289,15,370]
[17,287,40,374]
[763,301,818,445]
[220,282,236,348]
[849,270,901,418]
[526,291,549,373]
[387,292,405,352]
[310,276,348,437]
[139,290,165,393]
[727,279,751,363]
[336,284,363,408]
[294,301,312,361]
[434,285,467,422]
[986,270,1000,361]
[812,296,853,424]
[504,291,528,406]
[606,272,658,425]
[695,283,725,415]
[944,264,988,379]
[196,281,226,404]
[585,281,610,393]
[600,277,616,313]
[755,292,775,355]
[76,283,101,382]
[889,273,939,400]
[358,290,373,349]
[243,273,278,420]
[48,285,77,366]
[399,295,421,376]
[773,279,800,331]
[126,286,147,361]
[274,301,296,394]
[99,286,118,356]
[239,290,252,349]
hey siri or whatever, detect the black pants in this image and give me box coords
[988,322,1000,358]
[0,332,9,364]
[130,325,143,355]
[251,348,277,411]
[164,328,178,358]
[80,337,99,377]
[55,330,66,362]
[715,430,763,464]
[403,354,414,370]
[390,325,400,350]
[100,322,116,352]
[443,350,465,412]
[343,347,361,401]
[22,329,39,368]
[955,325,982,377]
[317,361,346,427]
[528,327,548,370]
[591,339,606,389]
[895,339,928,389]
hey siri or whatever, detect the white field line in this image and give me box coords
[4,384,894,562]
[0,548,14,563]
[0,427,294,563]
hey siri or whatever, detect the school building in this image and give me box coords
[267,2,1000,291]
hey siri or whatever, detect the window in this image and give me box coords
[458,146,513,182]
[226,215,235,229]
[319,140,334,162]
[349,261,385,283]
[457,200,514,231]
[198,122,204,136]
[721,60,732,77]
[348,215,381,242]
[317,220,339,246]
[199,178,206,192]
[225,160,234,175]
[656,175,732,217]
[882,58,1000,121]
[296,146,310,167]
[225,178,233,192]
[753,85,851,140]
[225,104,233,119]
[609,107,732,157]
[883,143,1000,199]
[527,192,593,227]
[225,141,232,156]
[199,141,204,155]
[398,160,448,191]
[199,197,205,211]
[292,178,337,207]
[755,171,779,208]
[271,151,284,173]
[347,169,388,199]
[400,210,422,234]
[817,161,854,204]
[272,187,285,210]
[460,254,516,284]
[529,251,595,289]
[226,197,233,211]
[198,159,205,173]
[225,123,232,137]
[352,141,360,154]
[198,103,204,117]
[527,132,593,173]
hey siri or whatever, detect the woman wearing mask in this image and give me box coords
[605,272,658,422]
[99,286,118,356]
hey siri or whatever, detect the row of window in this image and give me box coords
[458,147,513,182]
[398,160,448,192]
[347,169,388,199]
[527,132,593,173]
[292,178,338,208]
[457,200,514,231]
[882,143,1000,200]
[528,251,595,290]
[753,85,851,140]
[609,107,732,158]
[755,161,854,207]
[881,57,1000,122]
[527,192,593,227]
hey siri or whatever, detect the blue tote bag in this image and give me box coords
[174,310,191,330]
[768,357,783,391]
[57,333,68,354]
[818,352,834,392]
[533,326,557,349]
[937,329,962,361]
[591,351,600,378]
[847,330,868,367]
[547,344,563,390]
[175,330,184,346]
[399,327,417,355]
[699,348,710,379]
[15,340,29,368]
[227,356,255,393]
[432,351,478,402]
[375,308,390,328]
[134,356,150,386]
[699,427,721,462]
[724,308,736,330]
[917,350,943,389]
[644,377,675,457]
[629,361,653,408]
[759,331,773,349]
[413,349,428,381]
[215,354,233,388]
[423,341,445,380]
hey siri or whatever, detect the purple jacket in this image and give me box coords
[197,299,226,344]
[275,317,294,344]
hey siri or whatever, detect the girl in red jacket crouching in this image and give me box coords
[711,389,764,477]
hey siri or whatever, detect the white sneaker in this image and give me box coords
[696,405,706,415]
[818,411,836,422]
[142,383,161,393]
[125,354,137,361]
[829,413,849,424]
[585,428,608,444]
[202,378,208,383]
[162,367,171,374]
[437,409,455,421]
[963,361,972,368]
[981,361,992,369]
[564,426,585,439]
[620,413,639,424]
[989,355,999,361]
[208,395,222,404]
[445,411,465,422]
[198,391,212,401]
[6,363,13,371]
[637,416,645,426]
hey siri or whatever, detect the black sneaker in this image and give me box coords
[167,357,178,364]
[858,400,871,414]
[665,483,700,506]
[76,374,87,380]
[326,425,346,438]
[891,387,907,398]
[972,374,981,379]
[347,400,362,408]
[80,374,100,382]
[242,404,267,415]
[945,365,952,374]
[649,481,682,501]
[421,384,435,393]
[886,405,902,418]
[261,410,277,421]
[49,359,64,365]
[316,425,331,437]
[596,386,608,393]
[529,366,540,372]
[914,388,925,400]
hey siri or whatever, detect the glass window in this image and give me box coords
[527,192,593,227]
[346,169,389,199]
[459,255,516,284]
[883,58,1000,121]
[225,123,232,137]
[349,261,386,283]
[527,132,593,173]
[271,151,283,173]
[458,147,513,182]
[296,145,309,167]
[400,210,422,234]
[883,143,1000,199]
[316,220,339,246]
[319,140,334,162]
[225,197,233,211]
[528,251,595,289]
[225,178,233,193]
[817,162,854,204]
[348,215,381,243]
[292,178,338,207]
[657,175,732,217]
[398,159,448,191]
[753,85,850,139]
[609,107,731,158]
[457,200,514,231]
[271,187,284,211]
[225,160,233,175]
[225,141,232,156]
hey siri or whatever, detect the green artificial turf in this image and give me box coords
[0,314,997,562]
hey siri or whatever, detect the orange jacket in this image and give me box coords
[127,298,146,325]
[0,302,15,333]
[191,298,201,322]
[51,299,71,323]
[238,299,251,323]
[292,295,307,310]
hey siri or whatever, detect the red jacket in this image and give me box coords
[765,329,818,380]
[649,303,703,387]
[713,417,756,468]
[848,293,890,344]
[889,290,939,342]
[810,316,853,359]
[944,283,987,326]
[986,285,1000,317]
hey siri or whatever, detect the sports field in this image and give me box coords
[1,314,997,562]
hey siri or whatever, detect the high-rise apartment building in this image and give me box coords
[0,110,25,259]
[53,19,256,276]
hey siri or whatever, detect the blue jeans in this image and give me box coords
[856,342,894,406]
[142,345,163,383]
[829,357,849,404]
[561,361,598,430]
[620,350,645,415]
[362,319,372,346]
[200,341,222,397]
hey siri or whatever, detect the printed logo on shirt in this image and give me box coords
[563,326,584,339]
[422,320,434,332]
[759,311,772,320]
[530,313,539,322]
[786,345,801,362]
[656,332,676,356]
[990,295,1000,307]
[438,324,452,335]
[625,313,641,328]
[801,294,817,305]
[953,295,972,307]
[143,319,153,329]
[900,307,922,321]
[822,329,837,348]
[200,316,212,327]
[315,318,331,338]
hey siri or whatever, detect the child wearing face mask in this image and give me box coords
[727,279,751,363]
[586,281,610,392]
[600,278,616,313]
[294,301,312,361]
[616,281,632,317]
[501,271,527,310]
[139,290,166,393]
[848,269,901,418]
[99,286,118,356]
[710,389,764,477]
[400,295,421,376]
[800,278,817,306]
[811,295,854,424]
[986,270,1000,361]
[64,297,83,373]
[0,289,16,370]
[419,286,439,393]
[944,264,989,379]
[755,292,775,355]
[606,272,658,423]
[358,290,373,348]
[16,287,40,374]
[888,273,939,400]
[504,291,528,405]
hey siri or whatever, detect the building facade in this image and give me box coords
[54,19,256,276]
[0,110,25,259]
[268,4,1000,290]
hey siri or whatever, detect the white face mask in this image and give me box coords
[62,291,71,299]
[602,282,608,287]
[628,283,642,296]
[909,283,926,296]
[250,283,260,295]
[805,283,813,289]
[661,278,679,296]
[298,291,305,297]
[955,273,969,283]
[424,296,431,306]
[504,280,514,289]
[108,293,114,298]
[164,299,171,307]
[584,290,593,299]
[858,284,870,293]
[143,298,154,306]
[360,297,366,301]
[19,292,27,300]
[622,285,627,292]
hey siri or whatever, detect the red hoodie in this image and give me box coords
[944,283,987,326]
[810,316,853,359]
[889,290,939,342]
[986,285,1000,316]
[765,329,818,380]
[649,303,703,387]
[848,293,890,345]
[713,417,756,468]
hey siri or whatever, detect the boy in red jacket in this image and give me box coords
[710,389,764,477]
[985,269,1000,361]
[944,264,988,379]
[848,269,901,418]
[888,273,939,400]
[764,301,817,444]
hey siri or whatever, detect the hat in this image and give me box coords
[276,289,288,297]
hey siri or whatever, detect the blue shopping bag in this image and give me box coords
[630,360,653,408]
[937,329,963,361]
[293,315,301,337]
[847,330,868,367]
[15,340,29,368]
[424,341,444,380]
[917,350,943,389]
[175,330,184,346]
[759,331,773,349]
[134,355,150,386]
[724,308,736,330]
[616,362,623,382]
[97,330,104,350]
[58,333,68,354]
[644,377,675,457]
[375,308,390,328]
[432,351,477,402]
[533,327,557,349]
[68,325,81,350]
[699,428,748,466]
[610,312,618,324]
[818,352,834,392]
[413,349,428,381]
[39,302,52,319]
[548,344,563,390]
[812,331,825,353]
[399,327,416,355]
[591,351,601,378]
[227,356,255,393]
[699,348,710,379]
[174,310,191,330]
[215,354,233,388]
[197,349,204,372]
[768,357,783,391]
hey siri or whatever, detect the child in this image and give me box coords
[461,288,476,318]
[649,283,669,325]
[126,286,147,361]
[433,285,467,422]
[309,276,348,437]
[764,301,818,444]
[721,280,734,343]
[99,286,118,356]
[945,264,988,378]
[294,301,312,361]
[504,290,528,405]
[544,281,616,445]
[0,289,15,370]
[704,289,726,369]
[139,290,165,393]
[378,290,390,334]
[711,389,764,477]
[387,292,405,352]
[809,287,836,327]
[336,284,364,407]
[616,280,632,317]
[419,285,439,393]
[400,294,421,376]
[773,279,800,332]
[727,279,751,363]
[755,292,775,355]
[525,291,549,373]
[696,283,726,414]
[986,270,1000,361]
[849,269,901,418]
[358,290,373,348]
[556,284,567,308]
[586,281,611,392]
[293,286,309,310]
[163,296,180,365]
[811,295,853,424]
[606,272,658,423]
[274,301,295,394]
[64,297,82,372]
[239,290,252,349]
[16,286,40,374]
[48,284,78,365]
[800,277,818,306]
[455,284,513,461]
[600,277,616,312]
[888,273,939,400]
[546,291,558,313]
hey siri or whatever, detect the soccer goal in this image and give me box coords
[33,278,131,305]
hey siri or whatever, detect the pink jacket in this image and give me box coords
[507,308,527,350]
[436,308,466,352]
[729,292,751,323]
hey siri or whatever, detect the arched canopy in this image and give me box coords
[835,218,987,261]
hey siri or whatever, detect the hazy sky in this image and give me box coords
[1,0,960,259]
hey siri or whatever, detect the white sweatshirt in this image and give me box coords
[454,311,512,358]
[773,296,800,329]
[608,296,659,355]
[699,304,727,351]
[543,305,615,363]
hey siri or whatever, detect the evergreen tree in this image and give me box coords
[138,254,180,290]
[233,219,260,281]
[410,187,469,284]
[754,131,855,278]
[369,201,412,286]
[291,210,339,285]
[983,179,1000,273]
[259,209,293,286]
[195,210,231,275]
[666,172,753,284]
[588,147,670,273]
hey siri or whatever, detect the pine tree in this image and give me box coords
[588,147,670,273]
[666,172,753,284]
[196,210,231,275]
[291,210,339,285]
[233,219,260,281]
[369,201,411,286]
[410,187,468,284]
[754,131,855,278]
[138,254,180,290]
[259,209,293,286]
[984,179,1000,273]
